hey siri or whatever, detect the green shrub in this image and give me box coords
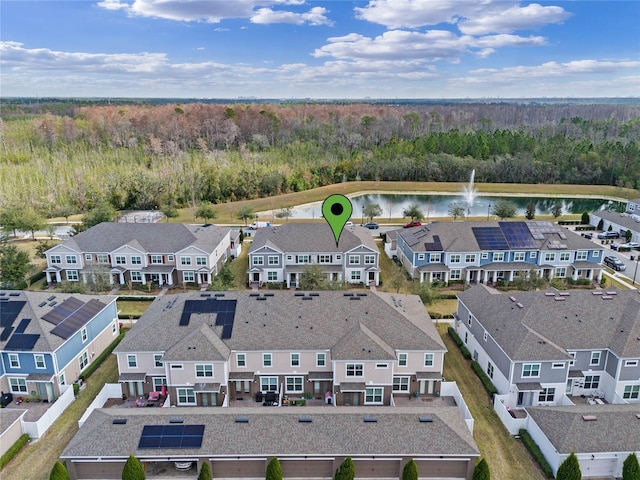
[623,452,640,480]
[335,457,355,480]
[402,459,418,480]
[460,345,472,359]
[0,433,29,469]
[471,361,498,397]
[448,327,463,346]
[79,332,125,381]
[49,461,70,480]
[122,454,145,480]
[556,452,581,480]
[266,457,282,480]
[197,461,212,480]
[116,296,155,302]
[473,458,490,480]
[518,429,554,478]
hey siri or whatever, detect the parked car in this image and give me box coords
[250,221,271,230]
[404,221,422,228]
[597,231,620,239]
[622,241,640,250]
[582,233,593,239]
[603,255,626,271]
[363,222,379,229]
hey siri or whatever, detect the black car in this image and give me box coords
[363,222,379,229]
[603,255,626,271]
[597,231,620,239]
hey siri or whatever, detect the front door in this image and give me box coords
[517,391,534,406]
[290,273,297,287]
[253,273,260,282]
[368,272,375,284]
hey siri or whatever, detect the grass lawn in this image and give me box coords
[438,324,547,480]
[227,240,250,290]
[116,299,154,317]
[0,355,119,480]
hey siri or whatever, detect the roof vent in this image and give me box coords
[558,292,570,296]
[509,296,517,302]
[263,293,274,297]
[544,292,555,297]
[554,297,566,301]
[605,291,617,295]
[516,303,524,308]
[602,296,614,300]
[200,293,211,297]
[349,297,361,301]
[310,293,320,297]
[235,417,249,423]
[112,418,127,425]
[298,417,313,423]
[582,415,597,421]
[294,292,304,297]
[47,295,56,301]
[363,416,377,423]
[356,293,367,297]
[38,301,47,307]
[343,293,354,297]
[592,291,603,295]
[169,418,184,423]
[418,416,433,423]
[256,297,267,301]
[302,296,313,300]
[249,293,260,297]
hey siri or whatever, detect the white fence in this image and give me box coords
[78,383,122,427]
[493,394,528,435]
[22,384,74,439]
[440,381,475,433]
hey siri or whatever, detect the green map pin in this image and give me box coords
[322,194,353,246]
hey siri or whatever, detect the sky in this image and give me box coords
[1,0,639,99]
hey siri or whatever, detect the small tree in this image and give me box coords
[0,244,33,288]
[402,459,418,480]
[626,229,633,242]
[122,454,145,480]
[491,200,517,220]
[623,452,640,480]
[36,240,55,259]
[403,204,423,222]
[275,207,293,223]
[237,206,254,226]
[55,204,76,224]
[473,458,490,480]
[363,203,382,222]
[335,457,355,480]
[581,211,590,225]
[162,204,179,223]
[82,203,116,230]
[266,457,282,480]
[552,201,563,219]
[195,202,217,225]
[556,452,581,480]
[197,461,212,480]
[411,280,439,306]
[390,263,408,293]
[525,202,536,220]
[49,461,70,480]
[16,208,45,240]
[597,218,604,230]
[608,224,613,232]
[299,263,327,290]
[448,203,466,221]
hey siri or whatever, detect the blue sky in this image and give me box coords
[1,0,639,98]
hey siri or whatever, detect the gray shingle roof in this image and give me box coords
[115,291,446,359]
[249,223,377,254]
[162,323,230,362]
[457,286,640,360]
[592,210,640,232]
[0,409,27,434]
[61,407,479,459]
[52,222,230,254]
[526,404,640,453]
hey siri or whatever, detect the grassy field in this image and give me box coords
[116,299,155,317]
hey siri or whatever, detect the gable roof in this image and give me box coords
[526,404,640,453]
[115,291,446,360]
[162,323,230,362]
[592,210,640,232]
[249,223,377,254]
[49,222,230,255]
[331,323,397,361]
[457,286,640,360]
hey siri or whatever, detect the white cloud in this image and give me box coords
[96,0,130,11]
[250,6,332,25]
[458,3,571,35]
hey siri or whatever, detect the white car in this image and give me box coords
[623,242,640,250]
[174,461,193,471]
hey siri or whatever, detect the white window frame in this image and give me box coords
[66,255,78,264]
[424,353,434,367]
[559,252,571,261]
[130,271,142,282]
[552,362,565,369]
[182,271,195,283]
[398,353,407,367]
[531,251,537,258]
[131,255,142,265]
[154,354,163,368]
[316,353,326,367]
[34,354,46,369]
[351,271,361,281]
[429,253,441,262]
[584,375,600,389]
[170,364,183,370]
[153,377,167,391]
[450,269,461,280]
[493,252,504,262]
[196,256,207,266]
[417,253,425,261]
[267,271,277,281]
[115,255,126,265]
[450,254,461,264]
[260,376,278,392]
[59,373,65,385]
[568,351,576,366]
[365,387,383,404]
[481,252,489,259]
[81,327,88,343]
[346,363,363,377]
[267,255,279,265]
[290,353,300,367]
[9,378,27,393]
[576,251,588,261]
[375,363,388,369]
[590,351,601,366]
[487,362,494,379]
[555,267,567,278]
[513,252,525,262]
[623,385,640,399]
[465,254,476,263]
[177,388,196,405]
[349,255,360,265]
[522,363,540,378]
[285,376,304,393]
[262,353,272,367]
[151,255,163,264]
[50,254,61,264]
[483,330,488,341]
[252,256,264,266]
[84,253,92,261]
[538,387,555,403]
[167,254,174,261]
[79,351,89,370]
[180,256,192,266]
[392,377,410,392]
[364,255,375,265]
[593,251,600,257]
[8,353,20,368]
[296,255,310,264]
[544,253,555,262]
[624,360,639,367]
[237,353,246,367]
[318,255,332,264]
[195,364,213,377]
[127,354,137,368]
[66,270,79,281]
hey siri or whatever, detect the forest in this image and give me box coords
[1,101,639,216]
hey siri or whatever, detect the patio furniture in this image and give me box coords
[148,391,160,402]
[265,391,277,403]
[255,392,263,403]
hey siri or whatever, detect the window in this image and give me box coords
[464,332,468,344]
[568,352,576,366]
[556,267,567,278]
[180,256,192,266]
[393,377,410,392]
[252,256,264,266]
[538,387,555,402]
[59,373,65,385]
[530,251,537,258]
[196,256,207,266]
[115,255,126,265]
[183,271,195,283]
[8,354,19,368]
[290,353,300,367]
[196,364,213,377]
[346,363,363,377]
[544,253,555,262]
[349,255,360,265]
[398,353,407,367]
[376,363,388,369]
[81,327,88,343]
[590,351,601,366]
[9,378,27,393]
[351,271,361,281]
[316,353,326,367]
[127,355,137,368]
[623,385,640,399]
[584,375,600,389]
[481,252,489,259]
[465,254,476,263]
[487,362,494,379]
[177,388,196,405]
[593,251,600,257]
[85,253,92,261]
[296,255,310,264]
[450,254,461,264]
[50,254,61,264]
[267,271,277,281]
[267,256,278,265]
[79,351,89,370]
[493,252,504,262]
[34,354,45,369]
[552,362,565,369]
[624,360,639,367]
[560,252,571,261]
[151,255,163,264]
[450,269,461,280]
[483,330,488,341]
[154,354,163,368]
[364,255,375,265]
[112,321,118,335]
[131,271,142,282]
[430,253,441,262]
[576,251,588,261]
[513,252,525,262]
[318,255,332,264]
[153,377,167,391]
[66,255,78,264]
[260,376,278,392]
[365,387,383,404]
[263,353,272,367]
[286,377,303,392]
[522,364,540,378]
[237,353,246,367]
[287,255,293,261]
[131,255,142,265]
[171,364,183,370]
[167,255,174,261]
[468,314,472,326]
[424,353,434,367]
[417,254,425,260]
[66,270,79,281]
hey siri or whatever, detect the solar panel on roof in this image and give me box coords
[138,436,161,449]
[138,424,204,450]
[9,293,20,297]
[221,325,233,340]
[180,436,203,448]
[15,319,30,334]
[500,222,537,249]
[5,333,39,351]
[144,425,164,436]
[38,302,47,308]
[472,227,509,250]
[0,327,13,341]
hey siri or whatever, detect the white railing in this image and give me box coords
[493,394,528,435]
[78,383,122,427]
[22,384,74,439]
[440,381,474,433]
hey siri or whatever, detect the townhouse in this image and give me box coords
[113,290,446,407]
[0,290,118,402]
[590,197,640,243]
[247,223,380,288]
[395,220,604,284]
[44,222,236,287]
[455,286,640,408]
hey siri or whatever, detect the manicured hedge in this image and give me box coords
[116,296,156,302]
[12,271,46,290]
[0,434,30,469]
[518,429,554,478]
[448,327,472,359]
[471,361,498,397]
[79,332,125,381]
[118,314,142,320]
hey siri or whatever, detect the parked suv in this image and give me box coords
[597,231,620,239]
[603,255,626,271]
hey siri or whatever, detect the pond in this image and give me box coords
[270,193,625,220]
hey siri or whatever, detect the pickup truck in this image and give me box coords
[249,221,271,230]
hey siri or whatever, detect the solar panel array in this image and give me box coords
[5,333,40,351]
[424,234,443,252]
[42,297,84,325]
[138,424,205,449]
[49,298,106,340]
[1,300,26,343]
[527,221,561,240]
[472,227,509,251]
[500,222,537,249]
[179,298,237,339]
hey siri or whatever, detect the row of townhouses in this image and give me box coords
[590,196,640,243]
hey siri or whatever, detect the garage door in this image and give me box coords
[415,460,469,478]
[580,458,617,477]
[213,459,265,478]
[354,460,400,478]
[281,459,334,478]
[74,461,123,479]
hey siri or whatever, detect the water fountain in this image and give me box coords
[462,169,477,217]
